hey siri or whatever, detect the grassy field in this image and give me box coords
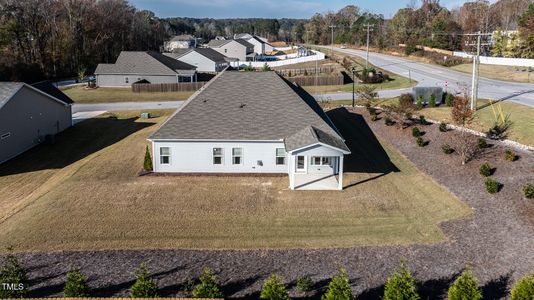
[0,109,471,252]
[62,85,193,103]
[451,63,533,83]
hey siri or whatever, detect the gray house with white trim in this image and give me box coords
[94,51,197,87]
[0,82,73,164]
[164,48,229,73]
[148,71,350,190]
[207,39,255,62]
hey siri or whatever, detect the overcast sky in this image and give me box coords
[129,0,485,19]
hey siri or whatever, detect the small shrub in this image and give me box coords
[322,268,353,300]
[479,163,492,177]
[486,115,512,140]
[182,277,196,292]
[143,145,153,171]
[416,96,423,110]
[368,107,377,115]
[523,183,534,199]
[428,94,436,107]
[297,276,314,293]
[399,93,414,108]
[505,149,517,162]
[0,254,28,298]
[511,273,534,300]
[64,266,91,297]
[439,122,448,132]
[384,261,420,300]
[260,274,289,300]
[192,268,224,298]
[485,178,501,194]
[416,137,427,147]
[445,93,454,107]
[419,115,427,125]
[371,114,378,121]
[477,138,488,149]
[412,127,421,137]
[385,117,395,126]
[130,263,158,298]
[447,268,483,300]
[442,144,454,154]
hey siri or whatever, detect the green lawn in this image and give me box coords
[0,109,471,252]
[451,63,533,83]
[62,85,193,103]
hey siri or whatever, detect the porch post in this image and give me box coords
[338,155,344,190]
[289,155,295,190]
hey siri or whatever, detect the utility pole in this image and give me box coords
[329,25,336,56]
[464,32,491,110]
[363,24,374,69]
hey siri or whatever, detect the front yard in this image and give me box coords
[62,85,193,103]
[0,109,470,252]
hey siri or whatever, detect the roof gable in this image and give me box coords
[95,51,196,75]
[0,82,72,111]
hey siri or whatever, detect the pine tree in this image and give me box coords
[448,268,482,300]
[130,263,158,298]
[428,94,436,107]
[0,254,28,298]
[383,261,420,300]
[260,274,289,300]
[511,273,534,300]
[64,266,91,297]
[192,268,224,298]
[143,146,153,171]
[322,268,354,300]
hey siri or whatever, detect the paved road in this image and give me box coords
[72,101,184,113]
[319,47,534,107]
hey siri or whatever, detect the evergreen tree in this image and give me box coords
[0,254,27,298]
[448,268,482,300]
[143,146,153,171]
[130,263,158,298]
[260,274,289,300]
[322,268,354,300]
[64,266,91,297]
[511,273,534,300]
[192,268,224,298]
[428,94,436,107]
[383,261,420,300]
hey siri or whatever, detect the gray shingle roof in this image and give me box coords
[32,82,74,105]
[149,71,349,152]
[170,34,195,41]
[165,48,228,64]
[94,51,196,76]
[284,126,349,152]
[207,39,232,48]
[0,82,23,110]
[234,39,254,48]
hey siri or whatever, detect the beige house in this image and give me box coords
[0,82,73,164]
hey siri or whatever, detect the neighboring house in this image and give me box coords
[164,34,197,51]
[297,46,311,57]
[164,48,229,73]
[94,51,197,87]
[245,36,274,55]
[207,39,254,61]
[234,33,254,40]
[0,82,73,164]
[148,71,350,190]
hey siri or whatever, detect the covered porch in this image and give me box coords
[288,150,347,191]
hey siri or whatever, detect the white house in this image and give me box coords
[245,36,274,55]
[148,71,350,190]
[164,34,197,51]
[164,48,229,73]
[207,39,255,62]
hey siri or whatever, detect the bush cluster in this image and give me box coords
[478,138,489,149]
[479,163,493,177]
[297,276,314,293]
[485,178,501,194]
[385,117,395,126]
[412,127,422,137]
[428,94,437,108]
[442,144,454,154]
[445,93,454,107]
[192,268,224,298]
[322,268,353,300]
[448,269,482,300]
[505,150,517,162]
[523,183,534,199]
[260,274,289,300]
[419,115,427,125]
[416,96,423,110]
[439,122,448,132]
[64,267,91,297]
[130,264,158,298]
[511,273,534,300]
[416,136,427,147]
[384,261,419,300]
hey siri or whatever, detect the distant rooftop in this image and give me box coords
[94,51,196,76]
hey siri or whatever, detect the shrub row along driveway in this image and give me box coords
[4,108,534,299]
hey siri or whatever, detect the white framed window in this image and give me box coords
[160,147,170,164]
[310,156,332,166]
[125,77,129,83]
[275,148,286,165]
[213,148,224,165]
[1,132,10,140]
[232,148,243,165]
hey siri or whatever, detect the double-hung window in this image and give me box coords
[213,148,224,165]
[310,156,332,166]
[232,148,243,165]
[160,147,170,164]
[275,148,286,165]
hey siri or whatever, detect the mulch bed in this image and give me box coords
[8,108,534,299]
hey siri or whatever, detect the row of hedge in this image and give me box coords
[1,255,533,299]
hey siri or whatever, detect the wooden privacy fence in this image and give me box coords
[132,82,206,93]
[285,74,344,86]
[276,66,337,77]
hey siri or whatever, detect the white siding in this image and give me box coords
[96,74,181,87]
[152,140,289,173]
[178,51,228,72]
[210,41,247,61]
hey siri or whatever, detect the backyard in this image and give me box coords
[62,85,193,103]
[0,109,471,252]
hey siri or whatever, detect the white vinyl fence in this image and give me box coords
[453,51,534,67]
[230,51,326,68]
